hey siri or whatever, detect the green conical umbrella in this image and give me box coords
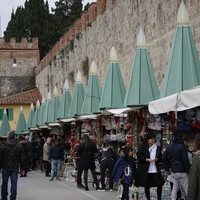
[68,71,85,118]
[81,60,102,116]
[26,103,35,131]
[46,86,60,126]
[57,80,72,120]
[16,106,27,135]
[0,109,11,137]
[124,28,159,106]
[30,100,40,131]
[99,46,126,110]
[42,92,52,128]
[160,2,200,98]
[37,97,46,128]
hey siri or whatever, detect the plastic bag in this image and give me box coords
[117,184,123,198]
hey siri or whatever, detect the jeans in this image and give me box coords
[171,172,188,200]
[50,159,61,179]
[1,168,19,200]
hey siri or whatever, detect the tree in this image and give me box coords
[4,0,83,60]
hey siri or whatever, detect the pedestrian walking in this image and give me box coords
[136,132,165,200]
[19,136,31,177]
[49,139,64,181]
[162,132,190,200]
[77,134,99,191]
[98,145,116,191]
[0,130,26,200]
[73,140,84,189]
[186,133,200,200]
[38,138,45,172]
[30,139,38,170]
[43,137,51,177]
[112,146,136,200]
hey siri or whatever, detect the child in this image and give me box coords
[112,146,136,200]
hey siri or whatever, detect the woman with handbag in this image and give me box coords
[112,146,136,200]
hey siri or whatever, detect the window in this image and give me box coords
[0,108,13,120]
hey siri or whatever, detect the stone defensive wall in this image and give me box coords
[35,0,200,97]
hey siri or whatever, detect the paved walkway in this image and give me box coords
[4,170,118,200]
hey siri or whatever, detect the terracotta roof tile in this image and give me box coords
[0,88,42,105]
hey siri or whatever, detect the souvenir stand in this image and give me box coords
[149,86,200,155]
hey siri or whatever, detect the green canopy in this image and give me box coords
[16,106,27,135]
[160,2,200,98]
[57,80,72,120]
[42,92,52,128]
[26,103,35,132]
[30,100,40,131]
[36,97,46,128]
[81,61,102,116]
[0,109,11,137]
[124,28,159,106]
[68,71,85,118]
[46,86,60,126]
[99,46,126,110]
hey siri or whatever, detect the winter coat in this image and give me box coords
[43,142,51,161]
[38,140,44,157]
[99,147,116,162]
[0,139,26,170]
[162,137,191,173]
[49,144,64,161]
[136,143,165,187]
[31,141,38,159]
[112,156,136,186]
[77,141,98,170]
[186,151,200,200]
[21,141,31,161]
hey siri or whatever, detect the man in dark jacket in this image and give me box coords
[162,133,191,200]
[0,130,26,200]
[49,139,64,181]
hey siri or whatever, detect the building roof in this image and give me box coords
[0,88,42,105]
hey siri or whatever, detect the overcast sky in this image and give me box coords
[0,0,94,37]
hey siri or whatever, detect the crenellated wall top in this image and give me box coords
[0,37,39,50]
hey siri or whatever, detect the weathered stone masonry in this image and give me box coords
[36,0,200,98]
[0,37,39,97]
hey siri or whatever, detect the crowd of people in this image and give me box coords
[0,130,200,200]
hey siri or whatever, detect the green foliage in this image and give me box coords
[4,0,83,60]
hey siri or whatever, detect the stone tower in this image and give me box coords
[0,37,39,97]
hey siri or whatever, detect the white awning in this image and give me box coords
[149,86,200,114]
[103,108,131,115]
